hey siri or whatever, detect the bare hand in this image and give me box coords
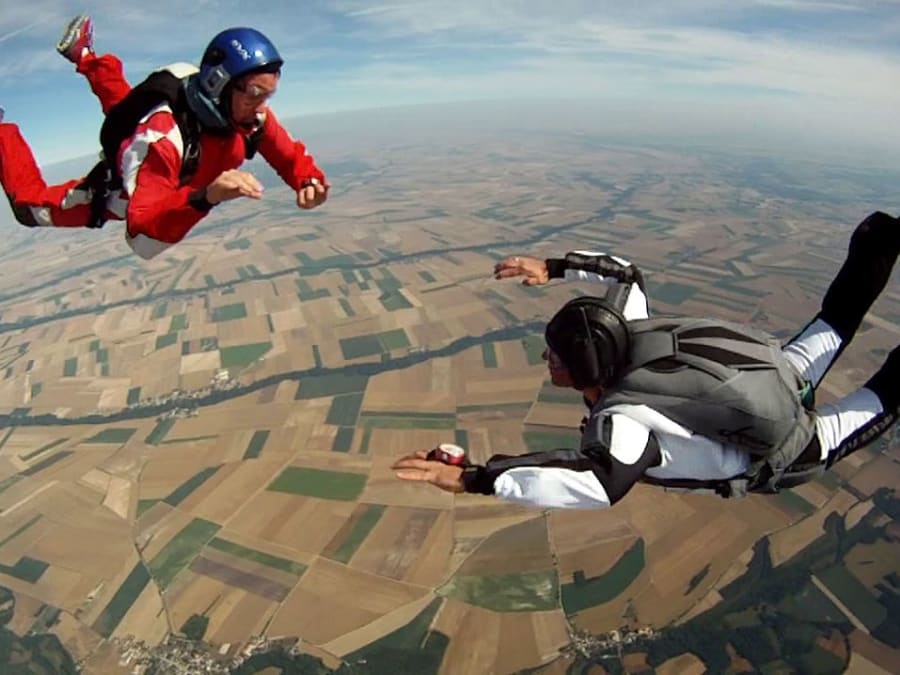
[297,179,329,209]
[392,451,465,493]
[206,169,264,204]
[493,255,549,286]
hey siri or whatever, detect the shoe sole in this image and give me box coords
[56,15,88,54]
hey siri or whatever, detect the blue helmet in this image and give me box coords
[185,27,283,131]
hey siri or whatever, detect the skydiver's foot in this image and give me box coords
[0,106,4,124]
[57,15,94,65]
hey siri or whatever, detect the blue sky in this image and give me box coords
[2,0,899,165]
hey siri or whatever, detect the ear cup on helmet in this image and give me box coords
[545,297,631,388]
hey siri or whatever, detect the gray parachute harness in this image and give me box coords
[587,317,821,497]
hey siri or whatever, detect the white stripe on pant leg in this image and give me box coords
[782,318,843,386]
[813,388,884,459]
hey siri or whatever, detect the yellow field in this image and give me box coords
[112,578,168,645]
[361,449,456,510]
[189,460,286,524]
[266,558,429,644]
[4,589,45,635]
[769,489,858,566]
[48,611,104,665]
[556,537,638,583]
[349,506,448,582]
[456,515,554,576]
[226,491,355,555]
[210,589,281,645]
[845,539,900,587]
[849,455,900,497]
[320,593,437,656]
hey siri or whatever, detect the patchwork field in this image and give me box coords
[0,119,896,674]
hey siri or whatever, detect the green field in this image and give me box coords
[148,518,221,590]
[339,298,356,317]
[243,430,270,459]
[379,291,413,311]
[537,382,585,405]
[296,278,331,301]
[29,382,41,399]
[22,451,73,477]
[439,570,559,612]
[268,467,367,501]
[220,342,272,369]
[818,564,887,631]
[359,411,456,431]
[207,538,307,576]
[327,504,386,564]
[170,314,188,331]
[482,343,498,368]
[62,357,77,377]
[454,429,469,448]
[777,489,817,517]
[294,252,358,270]
[20,438,68,462]
[332,427,355,453]
[523,429,581,453]
[561,538,645,615]
[326,393,365,426]
[224,237,252,251]
[127,387,141,405]
[145,418,177,445]
[164,466,222,507]
[86,428,137,444]
[92,562,151,638]
[211,303,247,322]
[344,596,448,671]
[0,514,42,549]
[137,500,159,518]
[652,281,699,305]
[419,270,437,283]
[151,301,168,320]
[0,476,21,496]
[521,334,547,364]
[340,329,411,359]
[295,373,368,399]
[155,333,178,350]
[0,556,49,584]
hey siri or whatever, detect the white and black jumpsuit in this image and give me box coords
[462,212,899,508]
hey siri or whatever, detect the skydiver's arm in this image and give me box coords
[462,414,662,509]
[121,112,207,259]
[546,251,645,291]
[545,251,650,319]
[256,108,326,190]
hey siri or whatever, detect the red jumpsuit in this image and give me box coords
[0,54,326,259]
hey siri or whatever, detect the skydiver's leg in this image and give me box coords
[782,212,900,387]
[813,345,899,465]
[58,16,131,113]
[0,123,94,228]
[76,53,132,114]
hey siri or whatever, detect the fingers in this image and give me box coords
[494,256,524,278]
[227,171,263,197]
[210,170,263,202]
[394,469,432,482]
[298,181,328,209]
[390,455,433,471]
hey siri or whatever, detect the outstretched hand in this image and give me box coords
[493,256,549,286]
[297,179,329,209]
[206,169,264,204]
[392,451,465,493]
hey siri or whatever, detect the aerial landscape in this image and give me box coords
[0,102,896,674]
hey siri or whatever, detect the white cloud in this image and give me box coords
[8,0,900,163]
